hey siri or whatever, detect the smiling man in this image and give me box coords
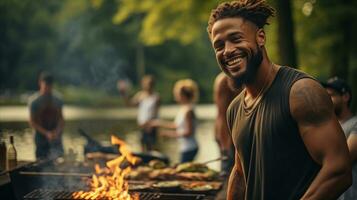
[207,1,352,200]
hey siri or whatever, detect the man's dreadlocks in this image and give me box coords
[207,0,275,36]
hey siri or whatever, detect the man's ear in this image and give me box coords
[256,28,266,47]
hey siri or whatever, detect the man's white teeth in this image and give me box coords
[227,58,242,66]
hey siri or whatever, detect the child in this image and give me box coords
[152,79,199,163]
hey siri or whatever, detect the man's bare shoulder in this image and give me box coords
[214,73,241,97]
[289,78,334,126]
[214,73,228,91]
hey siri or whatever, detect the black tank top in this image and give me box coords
[227,66,321,200]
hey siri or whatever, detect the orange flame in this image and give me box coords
[72,135,139,200]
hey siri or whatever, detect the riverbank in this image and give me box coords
[0,105,220,168]
[0,104,217,122]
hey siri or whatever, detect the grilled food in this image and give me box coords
[176,162,209,173]
[148,160,167,169]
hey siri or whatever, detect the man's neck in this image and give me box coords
[245,58,275,99]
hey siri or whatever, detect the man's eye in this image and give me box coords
[214,44,224,51]
[232,38,241,43]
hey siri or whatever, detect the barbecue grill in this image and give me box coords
[8,160,92,200]
[8,161,218,200]
[23,189,208,200]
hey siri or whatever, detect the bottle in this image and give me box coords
[7,135,17,170]
[0,138,6,171]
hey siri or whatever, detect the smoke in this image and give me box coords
[53,11,131,94]
[87,44,127,93]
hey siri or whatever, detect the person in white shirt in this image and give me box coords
[119,75,160,152]
[151,79,199,163]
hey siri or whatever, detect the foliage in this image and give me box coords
[1,0,357,107]
[112,0,224,46]
[293,0,357,108]
[0,0,62,90]
[294,0,357,77]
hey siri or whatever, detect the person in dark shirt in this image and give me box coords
[207,0,352,199]
[28,72,64,160]
[323,77,357,200]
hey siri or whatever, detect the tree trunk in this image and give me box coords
[330,0,351,80]
[276,0,298,68]
[330,21,350,80]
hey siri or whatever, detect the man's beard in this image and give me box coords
[231,47,263,89]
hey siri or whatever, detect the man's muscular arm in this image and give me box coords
[214,73,241,150]
[227,152,245,200]
[214,73,233,150]
[290,78,352,200]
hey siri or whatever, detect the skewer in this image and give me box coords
[19,171,92,177]
[201,156,228,165]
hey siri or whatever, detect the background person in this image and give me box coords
[213,72,242,200]
[119,75,160,152]
[323,77,357,200]
[214,72,242,175]
[207,1,352,199]
[28,72,64,160]
[152,79,199,163]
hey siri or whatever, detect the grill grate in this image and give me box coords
[24,189,75,200]
[24,189,206,200]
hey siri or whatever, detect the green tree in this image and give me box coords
[0,0,62,90]
[294,0,357,108]
[275,0,298,67]
[112,0,224,46]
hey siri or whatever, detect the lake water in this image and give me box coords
[0,105,221,170]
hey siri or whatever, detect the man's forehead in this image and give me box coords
[211,17,256,38]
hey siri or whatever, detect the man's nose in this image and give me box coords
[223,42,235,57]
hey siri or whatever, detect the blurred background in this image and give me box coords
[1,0,357,166]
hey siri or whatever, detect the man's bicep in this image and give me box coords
[300,120,348,165]
[290,78,334,127]
[290,79,348,164]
